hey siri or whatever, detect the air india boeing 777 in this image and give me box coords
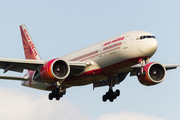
[0,24,178,102]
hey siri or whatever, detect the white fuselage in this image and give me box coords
[60,30,157,69]
[22,30,158,90]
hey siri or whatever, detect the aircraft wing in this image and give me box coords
[162,63,180,70]
[0,58,44,81]
[0,58,87,75]
[130,63,180,70]
[0,58,45,73]
[93,63,180,89]
[0,58,87,82]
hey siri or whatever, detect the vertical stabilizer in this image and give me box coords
[20,24,41,60]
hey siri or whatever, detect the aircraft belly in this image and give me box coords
[63,57,142,87]
[22,81,55,91]
[95,51,120,68]
[63,75,107,86]
[101,57,142,74]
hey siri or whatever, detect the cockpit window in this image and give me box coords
[139,35,156,40]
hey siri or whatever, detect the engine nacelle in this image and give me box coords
[40,58,70,82]
[138,62,166,86]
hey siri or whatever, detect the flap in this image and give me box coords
[67,61,87,67]
[67,61,87,76]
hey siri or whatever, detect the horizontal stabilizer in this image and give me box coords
[0,76,28,81]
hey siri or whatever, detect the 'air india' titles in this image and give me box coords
[103,37,124,46]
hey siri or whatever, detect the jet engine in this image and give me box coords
[40,58,70,82]
[138,62,166,86]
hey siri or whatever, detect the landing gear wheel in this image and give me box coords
[109,96,114,102]
[102,89,120,102]
[49,93,53,100]
[56,96,61,100]
[115,89,120,96]
[48,85,67,101]
[53,87,59,96]
[102,95,107,102]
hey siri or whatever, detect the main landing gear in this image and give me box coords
[102,77,120,102]
[48,81,66,101]
[102,89,120,102]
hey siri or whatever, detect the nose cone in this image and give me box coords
[147,39,158,57]
[139,39,158,57]
[152,39,158,51]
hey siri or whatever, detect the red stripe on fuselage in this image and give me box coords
[103,42,122,51]
[80,47,120,61]
[70,42,122,61]
[70,50,98,61]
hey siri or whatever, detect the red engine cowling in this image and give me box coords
[138,62,166,86]
[40,58,70,82]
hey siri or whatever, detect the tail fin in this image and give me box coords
[20,24,41,60]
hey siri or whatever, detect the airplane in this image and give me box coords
[0,24,179,102]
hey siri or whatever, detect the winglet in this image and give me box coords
[20,24,41,60]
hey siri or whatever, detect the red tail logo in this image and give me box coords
[20,24,41,60]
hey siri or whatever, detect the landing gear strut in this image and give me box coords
[102,77,120,102]
[48,81,66,101]
[138,58,149,76]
